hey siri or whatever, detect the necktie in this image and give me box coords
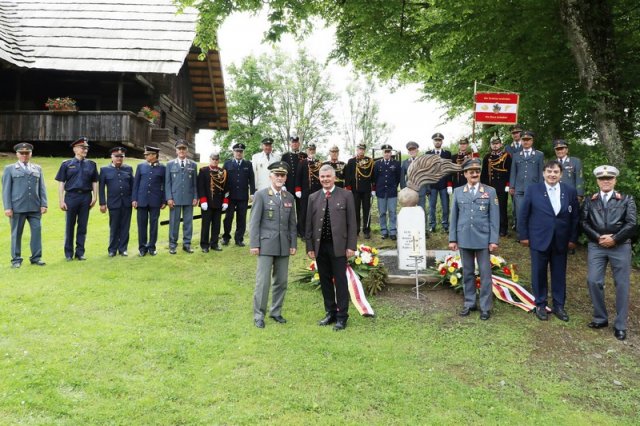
[237,160,241,167]
[325,190,331,199]
[267,153,270,161]
[275,192,281,202]
[525,151,530,159]
[603,193,609,206]
[550,187,560,214]
[180,160,185,168]
[470,186,475,196]
[436,150,440,156]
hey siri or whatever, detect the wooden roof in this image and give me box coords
[188,48,228,131]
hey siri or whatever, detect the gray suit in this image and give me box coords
[449,184,500,312]
[2,162,48,265]
[509,149,544,222]
[165,158,198,248]
[249,187,297,320]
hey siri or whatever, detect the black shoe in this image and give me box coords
[333,320,347,331]
[75,255,87,261]
[108,252,116,257]
[364,232,371,239]
[587,321,608,329]
[390,235,397,241]
[120,251,128,257]
[443,227,449,233]
[459,306,477,317]
[318,314,336,326]
[30,260,46,266]
[139,250,147,257]
[254,319,265,329]
[202,247,210,253]
[535,306,548,321]
[381,234,388,240]
[270,315,287,324]
[614,328,627,341]
[499,232,507,237]
[11,262,21,269]
[169,248,177,255]
[183,245,194,253]
[212,244,222,251]
[149,250,157,256]
[480,311,491,320]
[553,307,569,322]
[222,240,230,246]
[235,241,246,247]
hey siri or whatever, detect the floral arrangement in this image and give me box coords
[45,97,76,111]
[433,254,519,291]
[140,106,160,123]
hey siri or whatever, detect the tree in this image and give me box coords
[176,0,640,166]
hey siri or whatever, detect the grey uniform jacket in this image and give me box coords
[249,187,297,256]
[509,150,544,194]
[2,162,48,213]
[558,157,584,197]
[449,184,500,249]
[165,159,198,205]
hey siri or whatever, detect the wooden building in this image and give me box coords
[0,0,228,159]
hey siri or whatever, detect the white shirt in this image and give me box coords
[253,151,281,191]
[546,183,561,215]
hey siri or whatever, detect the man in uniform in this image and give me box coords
[198,152,228,252]
[505,124,524,228]
[581,166,636,340]
[323,145,346,188]
[452,137,474,189]
[509,130,544,239]
[400,141,428,217]
[3,143,48,268]
[132,146,166,257]
[249,161,297,328]
[306,165,357,331]
[99,147,134,257]
[373,144,402,240]
[223,142,255,247]
[553,139,584,201]
[252,137,280,191]
[449,158,500,320]
[344,143,374,238]
[55,137,99,261]
[481,136,512,236]
[281,136,307,237]
[295,143,322,237]
[165,139,198,254]
[425,133,452,233]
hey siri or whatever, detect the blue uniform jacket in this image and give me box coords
[2,162,48,213]
[449,184,500,249]
[99,164,134,209]
[223,159,255,201]
[165,158,198,206]
[55,158,99,191]
[373,159,401,198]
[133,162,166,208]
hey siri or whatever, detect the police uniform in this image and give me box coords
[373,145,402,238]
[99,147,134,256]
[281,137,307,236]
[425,133,453,232]
[295,144,322,237]
[132,146,166,256]
[198,153,228,251]
[223,143,256,246]
[323,145,346,188]
[252,137,281,191]
[481,138,512,236]
[505,124,524,157]
[509,131,544,228]
[2,143,48,267]
[553,139,584,198]
[55,137,99,260]
[344,143,374,236]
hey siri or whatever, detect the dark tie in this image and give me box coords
[436,150,440,156]
[603,193,609,206]
[325,190,331,199]
[267,153,270,161]
[470,186,475,196]
[180,160,185,168]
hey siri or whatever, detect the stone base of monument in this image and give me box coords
[379,249,457,286]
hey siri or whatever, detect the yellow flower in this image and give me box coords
[450,275,458,285]
[372,248,378,255]
[372,257,379,266]
[313,273,320,281]
[355,258,362,265]
[512,274,519,282]
[490,255,500,266]
[448,266,455,273]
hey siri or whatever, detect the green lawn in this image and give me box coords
[1,155,639,425]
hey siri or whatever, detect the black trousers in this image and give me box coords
[137,206,161,252]
[299,195,309,237]
[352,191,371,233]
[317,240,349,320]
[108,207,132,254]
[497,191,509,235]
[223,199,248,243]
[64,192,91,258]
[201,208,222,248]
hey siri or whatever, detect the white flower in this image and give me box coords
[360,252,373,264]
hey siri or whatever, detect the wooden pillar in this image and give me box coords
[117,73,124,111]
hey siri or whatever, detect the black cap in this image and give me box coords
[306,143,317,150]
[144,145,160,154]
[70,137,89,148]
[290,136,300,142]
[432,132,444,140]
[14,142,33,152]
[261,137,274,145]
[553,139,568,149]
[175,139,188,148]
[381,144,393,151]
[357,143,367,150]
[521,131,535,139]
[510,124,523,132]
[232,143,246,151]
[268,161,290,174]
[110,146,127,155]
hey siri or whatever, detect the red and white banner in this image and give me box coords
[474,92,519,124]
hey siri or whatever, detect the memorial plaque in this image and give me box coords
[397,206,427,270]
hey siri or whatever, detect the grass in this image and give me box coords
[1,155,639,424]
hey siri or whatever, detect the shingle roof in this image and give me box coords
[0,0,197,74]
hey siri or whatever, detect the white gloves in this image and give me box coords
[505,186,510,193]
[447,187,453,195]
[471,142,479,153]
[201,202,208,211]
[295,191,302,199]
[222,203,228,211]
[371,191,376,197]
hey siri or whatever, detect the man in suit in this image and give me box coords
[198,152,228,252]
[306,165,357,331]
[481,136,512,236]
[518,160,579,321]
[165,139,198,254]
[295,143,322,238]
[400,141,428,217]
[223,142,256,247]
[249,161,298,328]
[281,136,307,236]
[344,143,374,239]
[449,158,500,320]
[132,146,166,257]
[553,139,584,202]
[322,145,346,188]
[509,130,544,239]
[373,144,402,240]
[425,133,452,233]
[2,143,48,268]
[99,147,134,257]
[55,137,99,261]
[252,137,280,191]
[581,165,636,340]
